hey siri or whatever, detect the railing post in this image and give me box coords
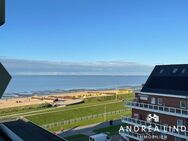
[126,100,188,118]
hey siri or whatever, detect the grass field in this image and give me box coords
[0,103,52,116]
[64,124,127,141]
[26,101,126,124]
[48,110,131,131]
[94,124,127,136]
[0,93,133,132]
[0,93,133,117]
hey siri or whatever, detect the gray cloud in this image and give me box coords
[0,58,153,75]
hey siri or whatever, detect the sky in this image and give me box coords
[0,0,188,75]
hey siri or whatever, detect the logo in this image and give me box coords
[119,113,187,140]
[146,114,159,122]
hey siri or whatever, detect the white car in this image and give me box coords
[89,133,111,141]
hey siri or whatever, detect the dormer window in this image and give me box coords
[172,68,178,74]
[159,69,164,74]
[181,68,186,74]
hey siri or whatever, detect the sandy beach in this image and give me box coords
[0,89,132,109]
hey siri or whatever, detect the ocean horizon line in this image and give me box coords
[11,74,148,77]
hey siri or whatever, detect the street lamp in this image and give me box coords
[0,0,5,26]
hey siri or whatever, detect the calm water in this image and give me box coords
[4,75,148,96]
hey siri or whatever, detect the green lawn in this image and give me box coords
[0,103,52,116]
[63,124,128,141]
[25,94,133,132]
[26,101,127,124]
[48,110,131,132]
[0,93,133,117]
[94,124,127,136]
[0,93,133,132]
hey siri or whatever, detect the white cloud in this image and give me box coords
[0,58,153,75]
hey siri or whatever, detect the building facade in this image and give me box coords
[120,64,188,141]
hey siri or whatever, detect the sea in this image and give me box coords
[4,75,148,97]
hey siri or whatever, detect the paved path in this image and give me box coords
[59,119,122,137]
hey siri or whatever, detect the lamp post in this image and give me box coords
[104,104,106,122]
[0,0,5,26]
[116,86,118,101]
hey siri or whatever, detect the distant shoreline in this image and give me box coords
[3,85,141,99]
[0,89,134,109]
[11,74,148,77]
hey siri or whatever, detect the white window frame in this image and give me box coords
[158,98,163,105]
[151,97,155,104]
[140,95,148,101]
[180,101,186,109]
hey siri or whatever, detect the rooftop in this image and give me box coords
[141,64,188,96]
[0,119,66,141]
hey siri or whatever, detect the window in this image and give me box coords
[177,119,184,126]
[159,69,164,74]
[158,98,162,105]
[151,97,155,104]
[140,95,148,101]
[181,68,186,74]
[180,101,186,108]
[172,68,178,73]
[134,113,139,119]
[175,137,183,141]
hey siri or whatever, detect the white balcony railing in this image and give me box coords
[125,100,188,118]
[119,130,144,141]
[122,117,188,140]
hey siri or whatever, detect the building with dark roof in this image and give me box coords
[0,119,67,141]
[0,62,66,141]
[142,64,188,96]
[0,63,11,99]
[120,64,188,141]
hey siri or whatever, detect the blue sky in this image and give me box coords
[0,0,188,75]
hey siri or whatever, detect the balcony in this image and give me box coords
[122,117,188,140]
[119,130,144,141]
[125,100,188,118]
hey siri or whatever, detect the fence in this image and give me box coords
[42,109,127,129]
[0,116,19,123]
